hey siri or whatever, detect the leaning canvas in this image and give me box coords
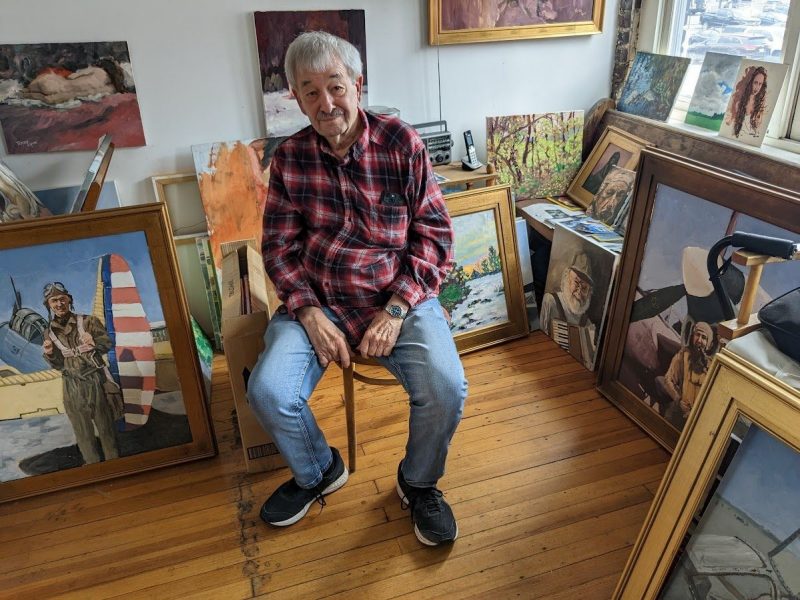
[586,165,636,231]
[191,137,285,285]
[617,52,690,121]
[253,10,368,137]
[0,42,146,154]
[541,224,619,371]
[718,59,788,147]
[486,111,583,200]
[34,181,120,214]
[685,52,742,132]
[0,205,215,502]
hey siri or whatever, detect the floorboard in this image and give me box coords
[0,332,669,599]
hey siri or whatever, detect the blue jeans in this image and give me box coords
[247,297,467,489]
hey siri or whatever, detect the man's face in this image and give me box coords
[293,58,362,144]
[597,181,628,211]
[566,268,592,309]
[47,293,71,318]
[691,328,710,352]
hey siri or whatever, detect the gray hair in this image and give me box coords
[284,31,362,91]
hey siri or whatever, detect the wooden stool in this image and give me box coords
[718,249,787,341]
[342,356,401,473]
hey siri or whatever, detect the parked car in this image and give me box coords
[687,35,769,59]
[700,8,760,27]
[722,26,784,56]
[759,10,788,26]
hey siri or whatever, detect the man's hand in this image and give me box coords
[79,331,95,348]
[357,310,403,358]
[296,306,352,369]
[42,339,53,355]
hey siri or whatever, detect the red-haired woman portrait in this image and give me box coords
[725,65,768,138]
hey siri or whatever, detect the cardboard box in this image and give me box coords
[221,241,285,473]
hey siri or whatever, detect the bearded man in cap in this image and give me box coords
[41,281,120,464]
[659,320,716,424]
[540,252,598,368]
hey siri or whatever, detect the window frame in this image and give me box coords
[641,0,800,152]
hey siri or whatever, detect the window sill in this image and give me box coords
[665,117,800,168]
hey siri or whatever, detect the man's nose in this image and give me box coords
[319,91,335,112]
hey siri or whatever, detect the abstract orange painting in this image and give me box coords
[191,137,285,283]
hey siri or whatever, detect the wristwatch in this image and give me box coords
[384,303,408,319]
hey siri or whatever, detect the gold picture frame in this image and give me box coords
[443,185,529,353]
[428,0,604,45]
[566,126,651,208]
[614,348,800,598]
[0,204,216,503]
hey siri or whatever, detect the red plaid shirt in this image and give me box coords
[262,109,454,345]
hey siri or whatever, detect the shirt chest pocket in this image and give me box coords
[366,203,409,249]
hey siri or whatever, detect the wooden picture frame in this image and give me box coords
[428,0,604,45]
[150,172,207,238]
[566,125,651,208]
[614,349,800,598]
[0,204,216,503]
[443,185,529,353]
[596,148,800,451]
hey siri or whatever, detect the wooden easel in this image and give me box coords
[718,249,787,340]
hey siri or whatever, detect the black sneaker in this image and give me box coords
[396,461,458,546]
[260,447,348,527]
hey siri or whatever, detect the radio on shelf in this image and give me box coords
[412,120,453,166]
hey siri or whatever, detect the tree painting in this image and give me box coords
[486,111,583,201]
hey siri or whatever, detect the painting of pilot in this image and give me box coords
[617,185,800,435]
[42,281,122,464]
[654,320,717,429]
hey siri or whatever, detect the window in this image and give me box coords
[646,0,800,147]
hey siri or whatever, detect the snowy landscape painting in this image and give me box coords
[440,186,529,353]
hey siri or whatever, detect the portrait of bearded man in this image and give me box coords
[540,251,598,368]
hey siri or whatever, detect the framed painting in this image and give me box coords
[0,204,215,503]
[253,10,368,137]
[428,0,604,45]
[0,42,145,154]
[567,125,651,208]
[441,185,529,353]
[614,349,800,599]
[487,111,583,200]
[596,148,800,451]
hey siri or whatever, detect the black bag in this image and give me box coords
[758,287,800,363]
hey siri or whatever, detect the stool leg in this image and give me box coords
[343,363,357,473]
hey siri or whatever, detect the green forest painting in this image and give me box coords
[486,111,583,200]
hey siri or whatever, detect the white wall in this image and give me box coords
[0,0,620,205]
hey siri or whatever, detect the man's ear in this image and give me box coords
[355,75,363,103]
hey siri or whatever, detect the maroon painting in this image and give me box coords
[441,0,595,28]
[253,10,368,137]
[0,42,146,154]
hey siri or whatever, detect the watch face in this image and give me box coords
[386,304,404,318]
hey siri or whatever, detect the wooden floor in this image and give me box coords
[0,332,670,599]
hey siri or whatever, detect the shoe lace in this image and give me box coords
[401,487,445,514]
